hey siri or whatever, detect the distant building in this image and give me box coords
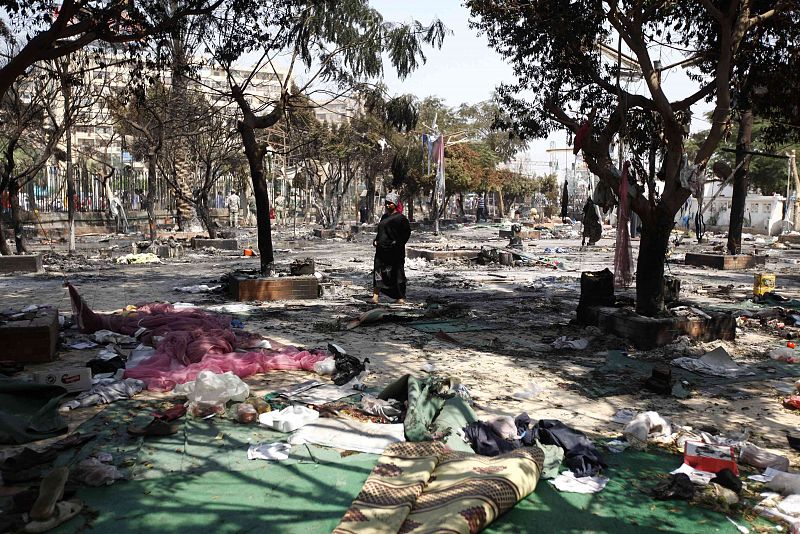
[313,95,361,126]
[676,182,787,235]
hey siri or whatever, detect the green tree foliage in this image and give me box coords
[689,122,800,196]
[468,0,797,316]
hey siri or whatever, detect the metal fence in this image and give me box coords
[15,165,250,214]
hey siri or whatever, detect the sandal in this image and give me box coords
[29,467,69,521]
[127,418,181,437]
[25,499,83,533]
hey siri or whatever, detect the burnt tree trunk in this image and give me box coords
[635,203,674,316]
[0,217,11,255]
[61,76,76,253]
[146,156,157,241]
[9,178,28,253]
[238,121,273,275]
[197,188,216,239]
[727,106,753,255]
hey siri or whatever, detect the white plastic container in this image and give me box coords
[258,405,319,433]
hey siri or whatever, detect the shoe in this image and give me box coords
[127,418,181,436]
[30,467,69,521]
[24,499,83,533]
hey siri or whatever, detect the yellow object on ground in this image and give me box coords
[754,273,776,296]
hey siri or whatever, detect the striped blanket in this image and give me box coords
[334,441,543,534]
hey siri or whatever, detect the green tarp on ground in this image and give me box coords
[406,320,495,333]
[0,377,67,444]
[582,350,800,398]
[51,401,758,533]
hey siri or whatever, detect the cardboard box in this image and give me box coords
[33,367,92,393]
[683,441,738,475]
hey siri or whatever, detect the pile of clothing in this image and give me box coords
[67,283,331,391]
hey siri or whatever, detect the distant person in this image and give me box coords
[215,191,224,209]
[372,192,411,305]
[359,194,369,224]
[247,195,257,226]
[476,194,486,222]
[273,193,286,227]
[226,191,241,227]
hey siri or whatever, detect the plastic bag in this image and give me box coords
[623,411,672,450]
[72,458,124,487]
[174,371,249,414]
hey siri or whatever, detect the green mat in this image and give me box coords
[582,350,800,398]
[52,401,759,533]
[407,319,495,333]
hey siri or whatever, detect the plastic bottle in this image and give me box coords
[236,403,257,424]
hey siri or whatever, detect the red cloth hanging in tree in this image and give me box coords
[613,161,633,289]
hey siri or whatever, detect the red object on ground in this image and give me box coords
[789,342,796,349]
[784,396,800,410]
[153,403,187,421]
[683,441,739,475]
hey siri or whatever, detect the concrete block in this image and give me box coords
[229,275,319,301]
[0,253,42,273]
[406,248,479,261]
[155,245,184,259]
[684,253,766,270]
[350,224,377,234]
[0,307,58,362]
[192,238,238,251]
[499,229,541,239]
[580,305,735,349]
[313,228,336,239]
[779,234,800,245]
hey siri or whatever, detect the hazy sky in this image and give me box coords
[370,0,716,176]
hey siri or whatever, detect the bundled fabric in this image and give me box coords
[67,283,329,391]
[464,421,519,457]
[61,378,146,410]
[378,375,454,442]
[329,343,369,386]
[613,161,633,289]
[334,441,543,534]
[530,419,606,477]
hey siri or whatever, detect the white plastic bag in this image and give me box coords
[623,411,672,450]
[174,371,249,413]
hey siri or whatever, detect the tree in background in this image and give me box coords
[109,83,172,240]
[0,69,64,254]
[721,9,800,253]
[0,0,223,101]
[469,0,797,316]
[204,0,446,275]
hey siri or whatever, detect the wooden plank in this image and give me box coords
[230,275,319,301]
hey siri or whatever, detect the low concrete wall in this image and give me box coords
[11,209,236,236]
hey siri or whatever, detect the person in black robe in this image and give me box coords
[372,192,411,304]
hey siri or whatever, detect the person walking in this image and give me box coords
[226,191,241,228]
[246,195,257,226]
[372,192,411,304]
[476,194,486,222]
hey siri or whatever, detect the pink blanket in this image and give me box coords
[67,283,329,391]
